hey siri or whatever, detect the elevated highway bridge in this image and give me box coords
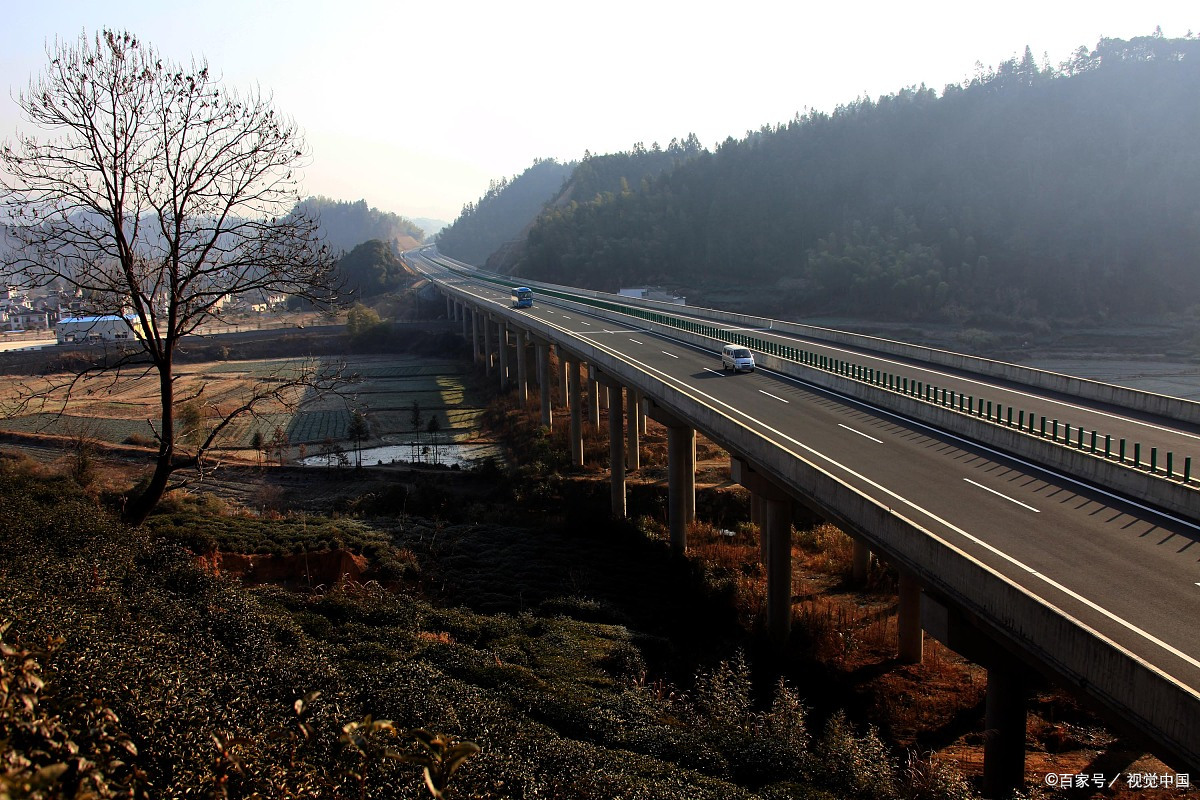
[408,248,1200,795]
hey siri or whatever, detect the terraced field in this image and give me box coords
[0,354,488,462]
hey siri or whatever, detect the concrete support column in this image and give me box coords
[515,329,529,405]
[898,571,924,664]
[483,316,493,375]
[445,295,451,318]
[732,457,794,643]
[471,310,481,364]
[852,538,871,584]
[752,494,767,562]
[763,495,793,643]
[625,388,639,471]
[558,357,569,407]
[567,359,583,467]
[461,304,469,339]
[536,343,552,429]
[638,396,648,436]
[587,373,601,428]
[600,384,609,410]
[607,384,625,518]
[983,664,1029,798]
[497,322,509,390]
[666,424,696,554]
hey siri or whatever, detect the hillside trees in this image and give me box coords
[512,34,1200,324]
[436,159,574,265]
[0,29,339,524]
[294,196,424,254]
[337,239,410,298]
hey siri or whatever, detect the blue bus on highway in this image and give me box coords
[511,287,533,308]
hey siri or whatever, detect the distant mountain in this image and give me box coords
[295,196,424,256]
[507,33,1200,328]
[411,217,449,238]
[435,159,574,267]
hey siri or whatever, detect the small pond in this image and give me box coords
[299,441,501,469]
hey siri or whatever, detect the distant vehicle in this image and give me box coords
[511,287,533,308]
[721,344,755,372]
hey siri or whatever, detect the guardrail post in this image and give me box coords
[1090,430,1097,453]
[1119,439,1127,463]
[1040,417,1047,437]
[1105,435,1111,458]
[1185,457,1192,483]
[1167,452,1174,479]
[1018,409,1025,429]
[1134,442,1142,468]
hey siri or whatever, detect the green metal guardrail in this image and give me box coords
[435,259,1197,489]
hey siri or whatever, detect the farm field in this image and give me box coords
[0,354,491,462]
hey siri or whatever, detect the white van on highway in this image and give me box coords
[721,344,755,372]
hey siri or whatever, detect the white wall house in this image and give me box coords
[56,315,144,344]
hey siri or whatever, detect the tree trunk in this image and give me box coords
[121,362,175,526]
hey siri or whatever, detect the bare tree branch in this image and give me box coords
[0,29,339,524]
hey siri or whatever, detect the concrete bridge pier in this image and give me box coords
[984,659,1030,798]
[445,295,452,319]
[852,538,872,584]
[483,315,494,375]
[558,357,569,409]
[535,340,552,429]
[471,309,481,364]
[732,457,794,642]
[921,594,1030,797]
[460,303,469,339]
[587,372,601,428]
[515,328,529,404]
[751,494,766,561]
[497,321,510,390]
[898,571,924,664]
[625,388,640,471]
[567,358,583,467]
[646,401,695,553]
[592,368,626,519]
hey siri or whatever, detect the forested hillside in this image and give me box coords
[505,33,1200,327]
[434,159,573,266]
[294,196,425,256]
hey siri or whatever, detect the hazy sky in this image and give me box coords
[0,2,1195,224]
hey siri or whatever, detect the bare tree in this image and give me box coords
[0,30,338,524]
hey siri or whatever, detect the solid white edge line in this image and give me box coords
[963,478,1041,513]
[838,423,883,443]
